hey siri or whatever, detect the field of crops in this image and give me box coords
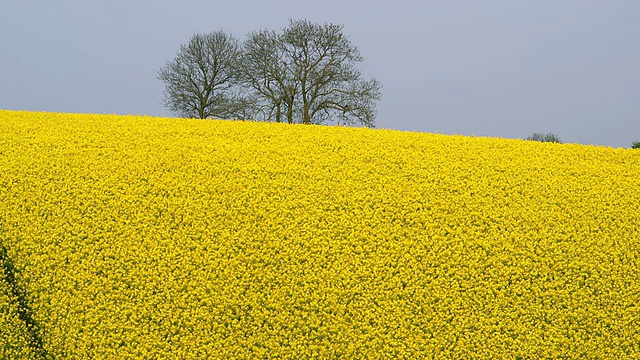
[1,109,639,358]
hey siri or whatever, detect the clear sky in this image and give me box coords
[1,0,638,147]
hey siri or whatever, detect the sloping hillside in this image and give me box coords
[1,110,639,358]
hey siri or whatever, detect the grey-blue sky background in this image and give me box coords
[1,0,638,147]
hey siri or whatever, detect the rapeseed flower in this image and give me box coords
[0,109,639,358]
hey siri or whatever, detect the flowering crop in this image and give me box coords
[1,109,639,358]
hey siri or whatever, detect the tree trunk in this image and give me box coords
[286,95,294,124]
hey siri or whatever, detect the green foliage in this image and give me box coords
[526,132,562,144]
[0,245,50,359]
[632,140,640,149]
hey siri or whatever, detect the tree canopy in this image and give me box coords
[158,31,240,119]
[159,20,382,126]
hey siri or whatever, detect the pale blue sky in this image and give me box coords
[1,0,638,147]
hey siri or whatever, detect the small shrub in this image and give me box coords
[632,140,640,149]
[526,132,562,143]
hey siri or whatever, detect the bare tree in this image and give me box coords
[234,29,297,123]
[158,31,240,119]
[237,20,382,127]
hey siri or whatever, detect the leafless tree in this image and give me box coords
[234,29,297,123]
[158,31,241,119]
[237,20,382,127]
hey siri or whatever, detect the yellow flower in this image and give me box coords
[0,109,639,358]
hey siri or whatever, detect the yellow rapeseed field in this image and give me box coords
[1,109,639,358]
